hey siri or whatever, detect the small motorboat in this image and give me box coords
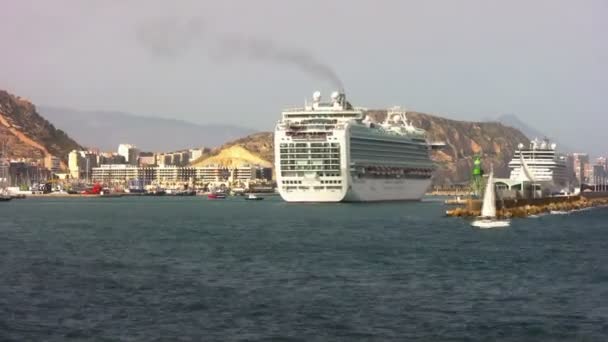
[0,189,12,201]
[471,219,510,228]
[549,210,569,215]
[207,192,226,200]
[99,191,124,198]
[245,194,264,201]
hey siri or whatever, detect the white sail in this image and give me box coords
[480,171,496,218]
[519,153,536,182]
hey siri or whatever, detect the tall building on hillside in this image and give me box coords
[99,152,126,165]
[592,164,606,185]
[138,152,156,167]
[565,154,577,185]
[68,150,81,179]
[68,150,99,180]
[596,157,607,172]
[118,144,139,165]
[572,153,590,185]
[189,148,206,163]
[44,155,61,174]
[155,150,190,167]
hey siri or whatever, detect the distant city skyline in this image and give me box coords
[1,0,606,155]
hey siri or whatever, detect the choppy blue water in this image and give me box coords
[1,196,608,341]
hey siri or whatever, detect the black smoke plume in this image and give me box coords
[136,17,343,89]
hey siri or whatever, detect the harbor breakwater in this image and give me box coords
[446,193,608,218]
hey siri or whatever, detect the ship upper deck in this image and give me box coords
[280,91,364,121]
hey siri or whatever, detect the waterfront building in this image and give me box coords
[156,166,196,184]
[255,167,273,181]
[592,164,606,186]
[92,164,272,188]
[8,161,51,187]
[118,144,139,165]
[232,164,272,183]
[572,153,590,185]
[92,164,141,185]
[197,164,231,183]
[44,155,61,173]
[565,154,577,185]
[68,150,98,180]
[155,153,171,167]
[99,152,126,165]
[155,150,191,167]
[174,151,189,166]
[596,157,607,172]
[188,148,206,163]
[138,153,156,167]
[68,150,80,179]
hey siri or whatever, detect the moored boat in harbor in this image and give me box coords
[207,192,226,200]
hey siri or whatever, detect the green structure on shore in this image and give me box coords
[470,156,485,197]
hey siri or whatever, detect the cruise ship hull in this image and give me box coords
[278,177,431,202]
[344,177,431,202]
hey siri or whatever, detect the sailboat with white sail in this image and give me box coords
[471,169,510,228]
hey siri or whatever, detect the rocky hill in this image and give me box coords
[192,145,272,168]
[39,106,256,152]
[204,111,529,185]
[0,90,80,165]
[366,110,529,185]
[192,132,274,166]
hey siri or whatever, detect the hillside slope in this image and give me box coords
[0,90,80,164]
[204,111,529,185]
[496,114,572,153]
[192,145,272,168]
[367,110,529,184]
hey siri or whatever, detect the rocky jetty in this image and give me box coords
[446,196,608,218]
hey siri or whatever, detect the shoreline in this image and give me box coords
[12,192,280,199]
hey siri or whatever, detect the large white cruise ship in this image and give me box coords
[274,91,436,202]
[508,138,567,190]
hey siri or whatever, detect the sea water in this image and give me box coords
[1,197,607,341]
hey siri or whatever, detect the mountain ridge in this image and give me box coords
[0,90,81,165]
[495,114,572,153]
[39,106,257,152]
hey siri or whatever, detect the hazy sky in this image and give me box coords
[1,0,606,155]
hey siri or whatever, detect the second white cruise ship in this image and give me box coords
[508,138,568,191]
[274,91,436,202]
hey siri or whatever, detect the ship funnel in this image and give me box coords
[331,91,340,102]
[330,90,347,108]
[312,91,321,103]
